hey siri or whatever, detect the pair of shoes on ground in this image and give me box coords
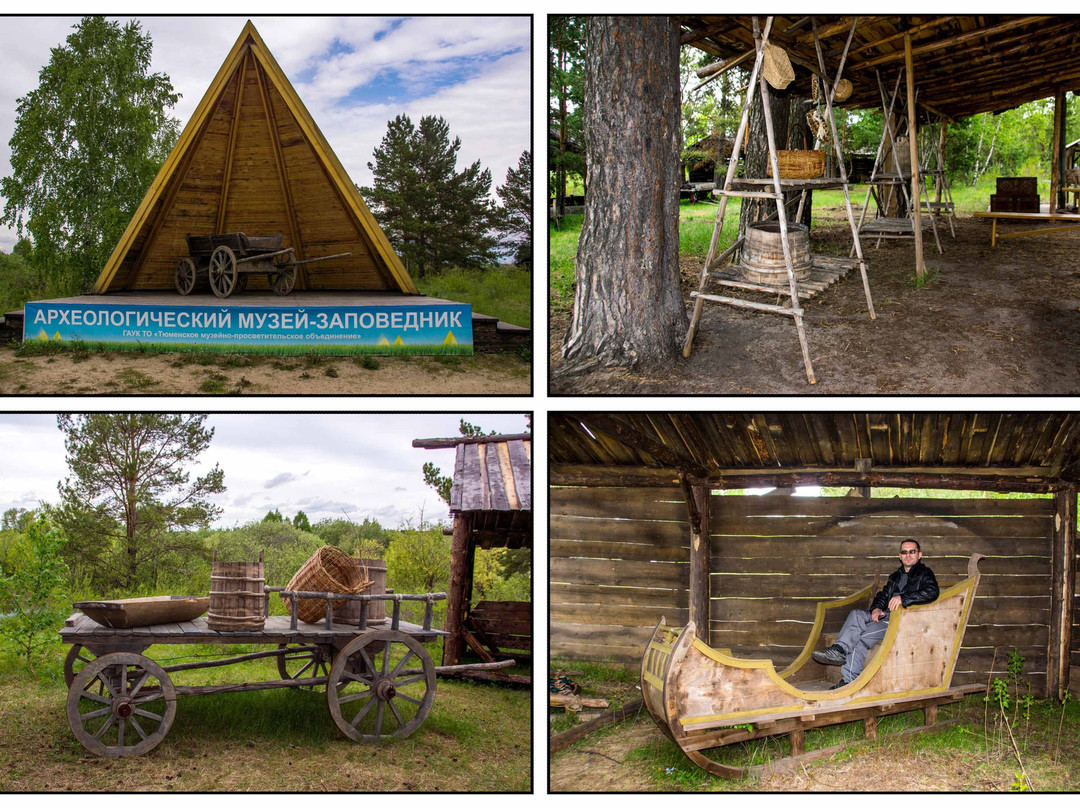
[829,679,852,690]
[811,644,846,667]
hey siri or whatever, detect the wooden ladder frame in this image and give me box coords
[682,16,874,385]
[853,70,943,252]
[919,116,957,237]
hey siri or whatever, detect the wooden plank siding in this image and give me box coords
[550,489,1055,693]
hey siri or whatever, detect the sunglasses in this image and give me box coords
[899,549,919,555]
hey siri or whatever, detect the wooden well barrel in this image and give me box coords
[207,550,266,631]
[742,222,812,285]
[337,558,387,625]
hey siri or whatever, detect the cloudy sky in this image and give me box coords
[0,15,531,252]
[0,413,530,528]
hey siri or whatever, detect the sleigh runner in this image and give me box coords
[641,554,985,777]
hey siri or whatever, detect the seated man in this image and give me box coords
[812,539,939,689]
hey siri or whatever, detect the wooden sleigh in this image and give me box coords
[641,554,985,778]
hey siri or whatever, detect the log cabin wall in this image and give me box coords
[551,488,1056,695]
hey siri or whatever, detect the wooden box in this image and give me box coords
[996,177,1037,196]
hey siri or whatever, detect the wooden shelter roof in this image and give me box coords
[93,21,417,295]
[414,433,532,549]
[680,15,1080,121]
[551,413,1080,491]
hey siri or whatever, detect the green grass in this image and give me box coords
[417,265,530,328]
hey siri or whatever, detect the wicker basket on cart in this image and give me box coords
[767,149,826,180]
[287,546,372,624]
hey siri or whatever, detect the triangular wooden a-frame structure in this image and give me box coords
[93,21,418,294]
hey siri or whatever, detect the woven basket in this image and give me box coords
[762,43,794,90]
[287,546,371,624]
[768,150,826,180]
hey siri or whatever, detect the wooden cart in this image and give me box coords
[641,555,985,777]
[60,589,447,757]
[175,232,350,298]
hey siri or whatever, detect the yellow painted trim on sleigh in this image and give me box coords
[643,671,666,690]
[680,702,806,726]
[780,582,876,678]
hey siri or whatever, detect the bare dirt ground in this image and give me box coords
[550,212,1080,394]
[0,347,530,395]
[550,703,1077,792]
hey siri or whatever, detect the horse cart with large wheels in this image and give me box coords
[60,589,448,758]
[175,232,350,298]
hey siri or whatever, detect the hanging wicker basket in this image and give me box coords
[834,78,853,102]
[768,150,826,180]
[762,43,795,90]
[287,546,372,624]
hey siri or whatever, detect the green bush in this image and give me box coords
[0,516,69,669]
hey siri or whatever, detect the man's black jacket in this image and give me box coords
[870,560,939,612]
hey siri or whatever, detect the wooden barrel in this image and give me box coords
[742,222,812,285]
[207,550,266,632]
[337,558,387,625]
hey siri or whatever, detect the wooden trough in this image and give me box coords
[641,554,985,778]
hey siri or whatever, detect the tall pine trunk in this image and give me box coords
[738,92,792,242]
[561,16,686,371]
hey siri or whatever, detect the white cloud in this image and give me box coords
[0,15,530,252]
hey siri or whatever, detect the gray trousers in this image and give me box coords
[835,609,889,683]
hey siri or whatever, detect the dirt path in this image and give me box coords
[550,214,1080,394]
[0,347,530,395]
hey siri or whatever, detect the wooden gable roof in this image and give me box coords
[681,15,1080,121]
[93,21,418,295]
[414,433,532,550]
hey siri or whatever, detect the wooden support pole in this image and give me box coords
[789,729,806,757]
[924,704,938,726]
[442,512,473,666]
[1051,88,1067,212]
[688,484,711,637]
[905,35,925,278]
[1048,485,1077,699]
[863,715,878,740]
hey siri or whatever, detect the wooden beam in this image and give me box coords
[848,16,956,57]
[850,16,1050,70]
[688,484,711,635]
[549,699,644,754]
[441,512,473,666]
[574,414,710,478]
[1051,88,1067,212]
[905,35,925,278]
[254,58,307,289]
[216,49,248,234]
[414,433,532,449]
[1048,486,1077,699]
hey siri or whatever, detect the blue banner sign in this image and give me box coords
[23,300,473,355]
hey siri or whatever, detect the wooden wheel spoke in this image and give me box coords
[338,688,374,705]
[133,691,164,705]
[78,690,112,706]
[132,707,164,723]
[116,718,125,749]
[381,640,392,674]
[100,670,120,699]
[342,668,373,685]
[129,715,148,741]
[374,700,386,738]
[92,715,115,739]
[393,673,427,689]
[349,694,378,729]
[77,652,95,665]
[359,648,377,675]
[388,700,406,729]
[80,706,112,721]
[395,692,423,707]
[388,650,415,679]
[128,670,152,698]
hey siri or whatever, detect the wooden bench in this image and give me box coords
[465,600,531,661]
[973,210,1080,246]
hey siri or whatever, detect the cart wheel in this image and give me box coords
[235,273,249,294]
[326,630,435,742]
[64,644,99,688]
[271,262,296,296]
[67,652,176,758]
[277,643,333,688]
[174,258,197,295]
[208,245,238,298]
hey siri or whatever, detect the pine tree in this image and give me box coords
[496,150,532,267]
[360,114,497,279]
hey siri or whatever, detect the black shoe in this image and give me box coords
[829,679,851,690]
[812,645,846,666]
